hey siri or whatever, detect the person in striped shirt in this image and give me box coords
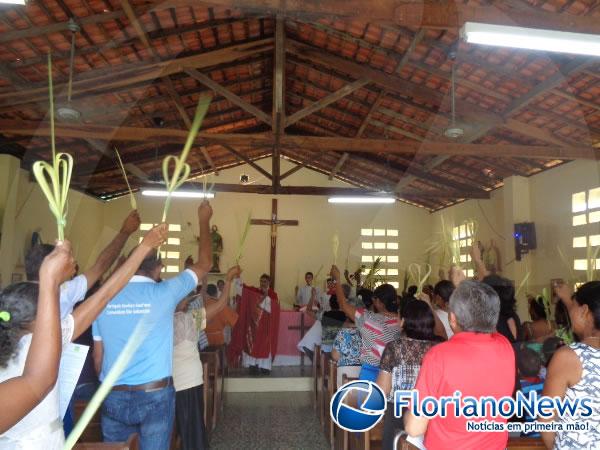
[330,266,401,381]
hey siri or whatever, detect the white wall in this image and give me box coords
[436,160,600,319]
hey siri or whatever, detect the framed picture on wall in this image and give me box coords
[11,273,23,283]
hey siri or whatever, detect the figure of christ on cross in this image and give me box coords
[250,198,299,289]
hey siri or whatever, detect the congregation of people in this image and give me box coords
[1,201,600,450]
[301,243,600,450]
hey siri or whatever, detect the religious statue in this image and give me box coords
[482,239,502,274]
[210,225,223,273]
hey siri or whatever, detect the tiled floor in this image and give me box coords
[210,391,330,450]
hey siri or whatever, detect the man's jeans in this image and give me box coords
[101,385,175,450]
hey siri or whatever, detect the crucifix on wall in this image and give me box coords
[250,199,299,288]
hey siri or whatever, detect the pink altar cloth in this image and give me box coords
[275,310,315,357]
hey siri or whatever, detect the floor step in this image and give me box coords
[224,376,312,392]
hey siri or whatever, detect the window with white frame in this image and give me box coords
[452,223,475,278]
[139,223,182,274]
[360,228,400,288]
[572,188,600,274]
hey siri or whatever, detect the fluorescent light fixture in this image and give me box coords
[461,22,600,57]
[0,0,26,4]
[142,189,214,199]
[328,196,396,204]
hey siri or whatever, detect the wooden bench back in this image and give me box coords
[73,400,102,443]
[507,437,546,449]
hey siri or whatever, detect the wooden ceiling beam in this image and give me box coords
[287,39,505,128]
[6,17,251,70]
[292,85,563,152]
[288,39,584,147]
[503,118,581,147]
[185,68,273,126]
[328,153,349,180]
[87,85,271,126]
[285,77,370,127]
[272,16,285,192]
[122,0,215,171]
[355,90,386,138]
[551,89,600,112]
[0,38,274,108]
[284,147,490,200]
[0,119,273,146]
[73,143,266,178]
[287,124,487,197]
[172,0,600,33]
[0,55,273,116]
[4,119,598,160]
[503,58,593,116]
[290,21,511,104]
[280,151,323,180]
[221,144,272,179]
[368,118,425,142]
[0,10,126,43]
[280,135,599,160]
[354,152,487,194]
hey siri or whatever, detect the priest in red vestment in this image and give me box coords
[228,274,280,375]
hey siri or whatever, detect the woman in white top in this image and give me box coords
[542,282,600,449]
[0,224,167,450]
[0,241,75,434]
[172,265,240,450]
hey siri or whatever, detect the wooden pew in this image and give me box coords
[313,344,321,411]
[318,350,330,427]
[73,400,102,443]
[217,345,226,415]
[507,437,546,448]
[334,374,359,450]
[351,421,384,450]
[392,432,422,450]
[201,360,213,438]
[74,433,139,450]
[327,359,338,448]
[342,373,383,450]
[200,349,222,432]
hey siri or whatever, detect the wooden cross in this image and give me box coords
[250,198,299,288]
[287,313,309,367]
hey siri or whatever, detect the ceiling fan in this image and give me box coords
[444,51,465,140]
[56,18,82,123]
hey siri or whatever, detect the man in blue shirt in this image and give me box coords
[92,202,214,450]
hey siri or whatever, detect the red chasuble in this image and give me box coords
[228,284,280,366]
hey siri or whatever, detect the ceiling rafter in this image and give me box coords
[3,119,596,160]
[0,38,275,108]
[186,68,273,126]
[272,16,285,191]
[168,0,600,33]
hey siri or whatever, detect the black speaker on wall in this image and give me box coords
[514,222,537,261]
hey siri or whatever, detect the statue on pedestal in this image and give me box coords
[211,225,223,273]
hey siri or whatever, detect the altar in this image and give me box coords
[272,310,315,366]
